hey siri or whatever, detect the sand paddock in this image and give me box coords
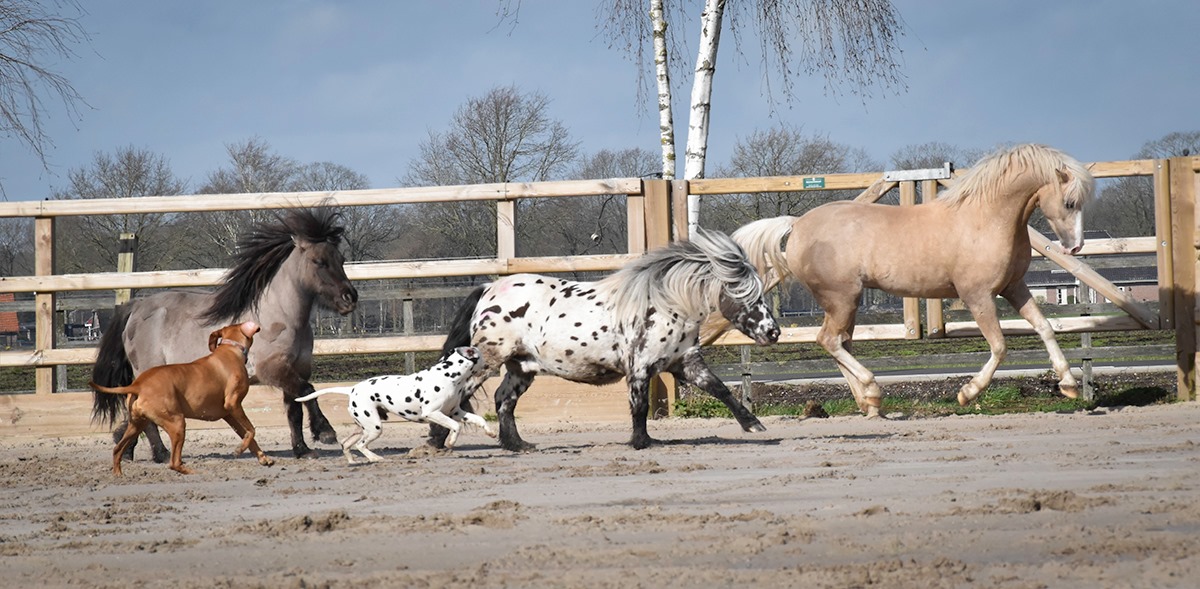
[2,402,1198,588]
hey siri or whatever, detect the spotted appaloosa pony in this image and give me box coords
[92,207,359,459]
[727,143,1095,417]
[438,227,780,451]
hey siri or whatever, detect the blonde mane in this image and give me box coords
[938,143,1095,208]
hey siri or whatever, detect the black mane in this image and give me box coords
[201,207,345,323]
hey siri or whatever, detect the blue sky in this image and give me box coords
[1,0,1197,201]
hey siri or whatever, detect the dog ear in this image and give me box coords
[208,330,222,352]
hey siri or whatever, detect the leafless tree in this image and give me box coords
[50,146,187,273]
[597,0,906,236]
[401,85,580,258]
[705,124,879,233]
[187,138,303,264]
[889,141,986,172]
[291,161,399,262]
[0,0,86,198]
[1088,131,1200,237]
[0,217,32,276]
[522,147,659,259]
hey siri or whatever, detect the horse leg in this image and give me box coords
[627,372,657,449]
[815,302,884,416]
[1003,283,1079,398]
[957,292,1008,405]
[670,350,766,433]
[494,367,536,452]
[142,423,170,463]
[300,384,338,445]
[112,416,149,476]
[428,394,474,449]
[111,417,170,464]
[282,379,336,458]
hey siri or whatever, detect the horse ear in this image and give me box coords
[291,235,310,251]
[1056,168,1070,183]
[208,330,222,352]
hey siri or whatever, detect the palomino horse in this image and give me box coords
[439,227,780,451]
[729,143,1095,416]
[92,207,359,458]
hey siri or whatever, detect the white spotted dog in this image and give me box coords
[295,346,495,464]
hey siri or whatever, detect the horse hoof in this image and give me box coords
[318,430,339,445]
[151,449,170,464]
[631,436,659,450]
[745,422,767,433]
[501,441,537,453]
[1059,384,1080,399]
[293,447,320,459]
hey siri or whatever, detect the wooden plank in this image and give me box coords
[1032,236,1157,257]
[1154,159,1175,330]
[899,181,920,339]
[1170,157,1197,400]
[0,178,646,218]
[497,200,516,260]
[709,324,909,346]
[921,179,945,338]
[945,314,1146,337]
[854,180,897,203]
[1030,229,1158,329]
[1089,159,1156,178]
[689,172,880,195]
[0,255,642,293]
[642,180,672,249]
[627,195,647,254]
[34,218,55,397]
[671,180,689,242]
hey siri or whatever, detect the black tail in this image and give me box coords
[440,285,485,357]
[91,305,134,427]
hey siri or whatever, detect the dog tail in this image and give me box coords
[440,284,486,357]
[89,381,136,396]
[295,386,353,402]
[91,304,135,427]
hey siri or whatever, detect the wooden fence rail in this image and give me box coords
[2,157,1198,437]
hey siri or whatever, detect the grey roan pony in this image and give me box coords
[91,207,359,459]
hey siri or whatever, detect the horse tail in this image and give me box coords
[91,305,135,427]
[440,285,485,357]
[730,216,798,284]
[295,386,353,402]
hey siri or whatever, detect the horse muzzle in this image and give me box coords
[335,286,359,315]
[755,323,781,345]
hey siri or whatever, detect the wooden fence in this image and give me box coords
[1,156,1197,436]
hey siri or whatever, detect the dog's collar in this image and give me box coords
[217,338,249,362]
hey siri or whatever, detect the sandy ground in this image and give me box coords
[2,403,1198,589]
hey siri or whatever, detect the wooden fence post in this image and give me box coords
[643,179,677,418]
[922,179,946,338]
[34,217,57,397]
[1169,157,1197,401]
[116,232,137,306]
[899,181,920,339]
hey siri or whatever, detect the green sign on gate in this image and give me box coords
[802,177,825,189]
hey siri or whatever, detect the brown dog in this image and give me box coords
[89,321,274,475]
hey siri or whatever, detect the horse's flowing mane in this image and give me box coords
[938,143,1095,208]
[598,227,764,324]
[201,207,346,323]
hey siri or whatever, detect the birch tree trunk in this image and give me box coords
[650,0,675,181]
[684,0,725,237]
